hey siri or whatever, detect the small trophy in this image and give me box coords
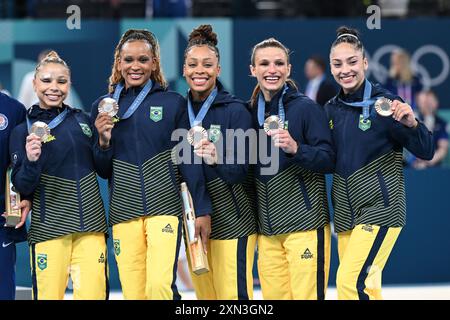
[375,97,393,117]
[5,167,21,227]
[263,115,284,134]
[180,182,209,275]
[187,126,208,146]
[98,97,119,117]
[30,121,51,142]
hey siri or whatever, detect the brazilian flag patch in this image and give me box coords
[208,124,221,143]
[37,253,47,271]
[150,106,163,122]
[79,123,92,137]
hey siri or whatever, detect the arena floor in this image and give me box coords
[60,284,450,300]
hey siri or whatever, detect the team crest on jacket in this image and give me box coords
[0,113,8,130]
[79,123,92,137]
[208,124,221,143]
[358,115,371,131]
[37,253,47,270]
[150,106,163,122]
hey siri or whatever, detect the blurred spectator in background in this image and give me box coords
[385,48,422,110]
[304,55,337,106]
[378,0,410,17]
[150,0,190,17]
[0,83,11,96]
[411,90,449,168]
[17,49,73,109]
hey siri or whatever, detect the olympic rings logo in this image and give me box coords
[366,44,450,88]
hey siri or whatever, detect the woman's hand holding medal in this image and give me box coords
[267,128,298,155]
[391,100,418,128]
[194,139,218,165]
[95,112,115,149]
[26,133,43,162]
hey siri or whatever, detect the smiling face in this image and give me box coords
[250,46,291,101]
[183,45,220,101]
[33,63,70,109]
[330,42,368,94]
[118,40,156,89]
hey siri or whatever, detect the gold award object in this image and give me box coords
[30,121,51,142]
[187,126,208,146]
[98,97,119,117]
[5,168,21,227]
[180,182,209,275]
[375,97,393,117]
[263,115,284,134]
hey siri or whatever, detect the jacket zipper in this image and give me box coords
[342,109,355,227]
[134,114,148,215]
[68,118,84,231]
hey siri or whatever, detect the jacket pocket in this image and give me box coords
[376,170,390,207]
[167,160,180,192]
[298,174,312,210]
[39,184,46,223]
[228,185,242,219]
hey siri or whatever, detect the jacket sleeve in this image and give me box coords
[9,126,42,196]
[289,100,336,173]
[389,119,435,160]
[174,99,212,217]
[90,99,114,179]
[210,103,251,184]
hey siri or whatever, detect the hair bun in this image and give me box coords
[336,26,360,39]
[188,24,218,46]
[44,51,61,60]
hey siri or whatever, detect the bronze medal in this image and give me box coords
[187,126,208,146]
[98,97,119,117]
[375,97,393,117]
[263,115,284,134]
[30,121,51,142]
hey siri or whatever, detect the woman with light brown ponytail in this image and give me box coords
[91,29,212,300]
[248,38,335,300]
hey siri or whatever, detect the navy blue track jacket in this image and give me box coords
[325,80,434,232]
[91,82,212,226]
[0,93,27,242]
[249,83,335,236]
[10,105,108,244]
[189,81,257,239]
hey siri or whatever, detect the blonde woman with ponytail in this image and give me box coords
[248,38,335,300]
[10,51,108,300]
[91,29,212,300]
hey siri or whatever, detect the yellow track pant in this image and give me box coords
[30,232,108,300]
[257,225,331,300]
[336,224,402,300]
[112,215,181,300]
[189,234,257,300]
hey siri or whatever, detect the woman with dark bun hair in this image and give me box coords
[183,24,257,300]
[10,51,108,300]
[325,26,434,300]
[92,29,212,300]
[248,38,335,300]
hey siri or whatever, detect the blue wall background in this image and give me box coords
[1,18,449,110]
[2,18,449,289]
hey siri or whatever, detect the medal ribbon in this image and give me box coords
[187,87,218,128]
[338,79,375,120]
[26,108,69,133]
[257,84,288,127]
[112,80,153,120]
